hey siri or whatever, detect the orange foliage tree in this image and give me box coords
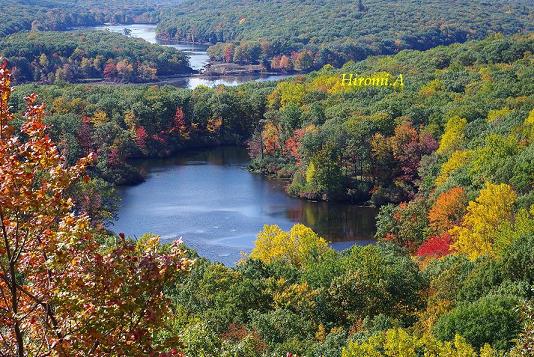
[0,62,191,356]
[428,187,467,234]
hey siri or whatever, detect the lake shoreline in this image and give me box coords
[121,143,377,210]
[113,146,377,265]
[64,23,297,88]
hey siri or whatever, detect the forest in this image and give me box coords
[0,0,183,38]
[2,32,533,355]
[0,30,192,83]
[157,0,533,71]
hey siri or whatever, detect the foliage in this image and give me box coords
[0,64,192,355]
[433,295,522,350]
[249,33,534,204]
[157,0,533,70]
[342,329,496,357]
[249,224,332,267]
[9,81,268,185]
[0,23,532,356]
[1,30,191,83]
[450,183,517,260]
[428,187,467,234]
[0,0,183,38]
[437,116,467,155]
[416,233,453,259]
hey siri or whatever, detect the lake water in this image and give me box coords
[90,24,293,89]
[112,147,377,265]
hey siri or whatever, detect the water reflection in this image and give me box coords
[113,147,376,265]
[86,24,294,88]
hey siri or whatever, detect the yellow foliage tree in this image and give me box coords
[268,81,306,110]
[341,329,496,357]
[437,116,467,155]
[91,110,108,126]
[435,150,471,187]
[249,224,331,267]
[206,117,223,133]
[419,79,443,97]
[306,161,316,184]
[450,182,517,260]
[123,110,137,132]
[524,108,534,143]
[273,280,318,312]
[487,107,512,123]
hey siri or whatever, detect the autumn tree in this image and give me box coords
[170,106,190,139]
[261,121,281,155]
[450,182,517,260]
[437,116,467,156]
[428,187,467,234]
[0,62,191,356]
[250,224,332,267]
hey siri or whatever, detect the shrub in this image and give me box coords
[433,295,522,350]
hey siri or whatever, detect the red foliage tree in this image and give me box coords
[224,45,234,63]
[170,106,190,139]
[416,233,453,258]
[0,62,191,356]
[390,121,438,182]
[135,125,149,150]
[103,62,117,80]
[284,128,306,164]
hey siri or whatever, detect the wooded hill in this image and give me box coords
[158,0,533,70]
[0,30,192,83]
[0,0,184,38]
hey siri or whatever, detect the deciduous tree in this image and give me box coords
[450,182,517,260]
[0,63,191,356]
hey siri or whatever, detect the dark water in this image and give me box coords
[112,147,377,265]
[89,24,294,89]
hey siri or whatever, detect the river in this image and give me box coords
[89,24,294,89]
[112,147,377,265]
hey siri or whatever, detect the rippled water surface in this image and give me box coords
[112,147,376,265]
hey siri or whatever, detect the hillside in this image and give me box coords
[3,31,533,356]
[0,0,184,38]
[0,30,192,83]
[157,0,533,70]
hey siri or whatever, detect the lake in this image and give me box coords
[112,147,377,265]
[89,24,293,89]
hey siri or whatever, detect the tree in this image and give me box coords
[103,62,117,80]
[91,110,108,126]
[428,187,467,234]
[437,116,467,155]
[170,107,190,139]
[206,117,223,134]
[435,150,471,187]
[450,182,517,260]
[416,233,453,258]
[0,63,191,355]
[293,50,314,72]
[261,121,281,155]
[307,142,344,197]
[342,329,496,357]
[284,128,309,164]
[116,59,133,82]
[433,295,522,350]
[390,121,438,184]
[250,224,331,267]
[279,55,292,71]
[135,126,149,151]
